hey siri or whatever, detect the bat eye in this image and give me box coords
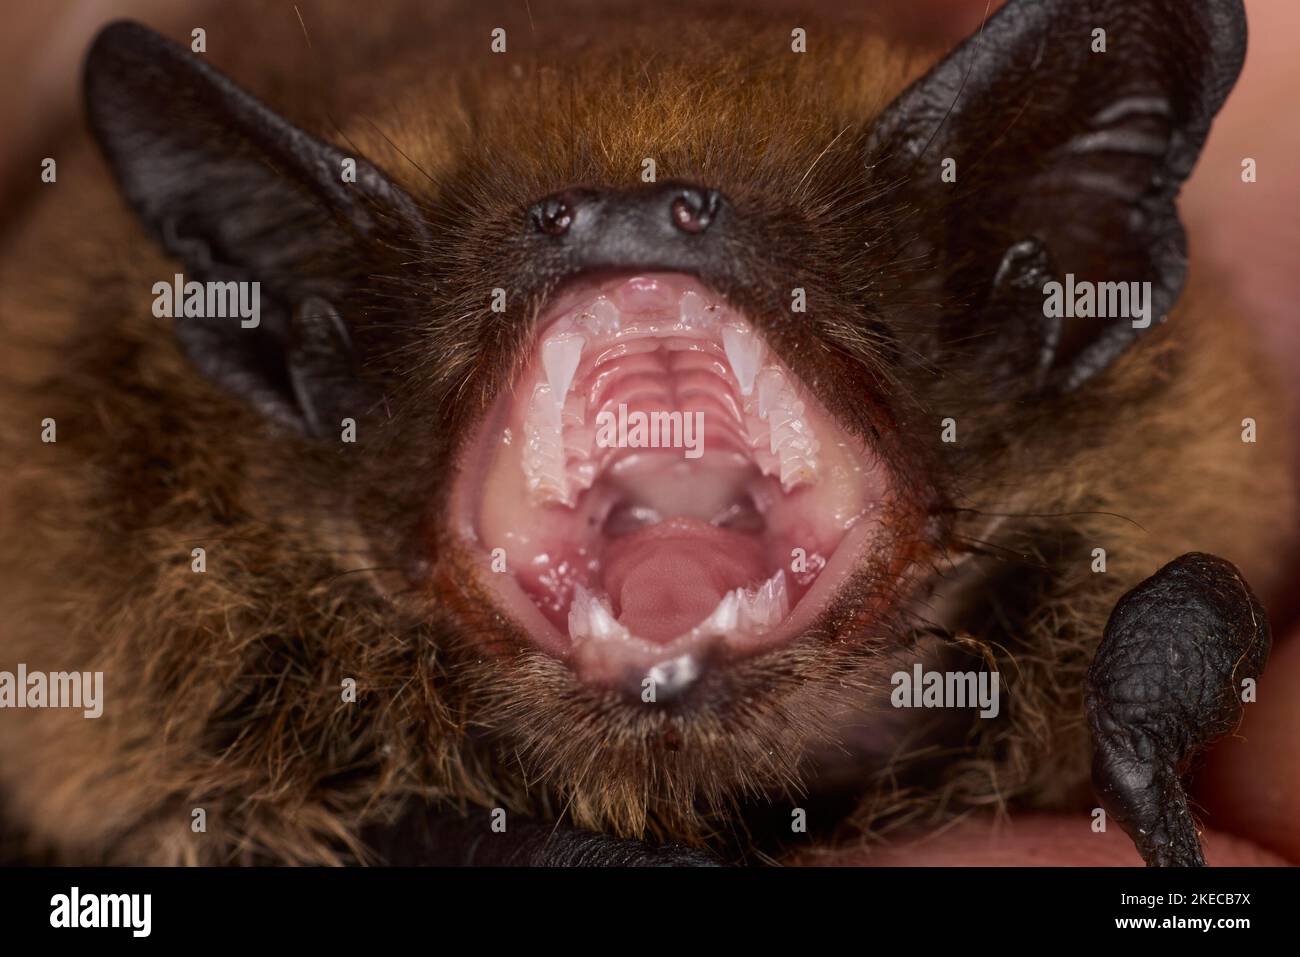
[530,195,574,236]
[669,187,719,234]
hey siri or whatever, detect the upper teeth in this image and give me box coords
[523,287,819,506]
[748,367,819,491]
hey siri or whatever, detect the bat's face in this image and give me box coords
[421,40,932,690]
[4,0,1282,862]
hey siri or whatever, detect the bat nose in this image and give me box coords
[531,194,575,237]
[667,186,721,234]
[524,182,729,276]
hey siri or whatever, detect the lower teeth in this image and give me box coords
[567,568,789,647]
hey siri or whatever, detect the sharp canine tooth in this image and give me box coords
[542,335,584,410]
[696,591,740,634]
[722,326,763,396]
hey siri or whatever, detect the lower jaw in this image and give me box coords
[403,550,960,860]
[449,503,889,690]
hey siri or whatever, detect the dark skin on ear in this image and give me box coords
[0,0,1291,867]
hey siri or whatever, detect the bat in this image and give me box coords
[0,0,1290,867]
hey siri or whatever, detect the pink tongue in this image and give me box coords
[603,520,769,644]
[616,551,731,642]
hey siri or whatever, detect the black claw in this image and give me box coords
[1085,552,1271,867]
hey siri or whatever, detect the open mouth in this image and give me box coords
[453,271,891,694]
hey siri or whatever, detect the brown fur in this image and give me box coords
[0,0,1292,863]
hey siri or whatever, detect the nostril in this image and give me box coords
[669,188,720,235]
[531,195,574,237]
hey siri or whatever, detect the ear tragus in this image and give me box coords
[866,0,1247,391]
[83,20,428,432]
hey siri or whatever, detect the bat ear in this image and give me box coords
[83,20,428,433]
[867,0,1246,391]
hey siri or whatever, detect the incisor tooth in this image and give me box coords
[722,326,763,396]
[568,585,630,642]
[679,290,714,330]
[583,296,620,336]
